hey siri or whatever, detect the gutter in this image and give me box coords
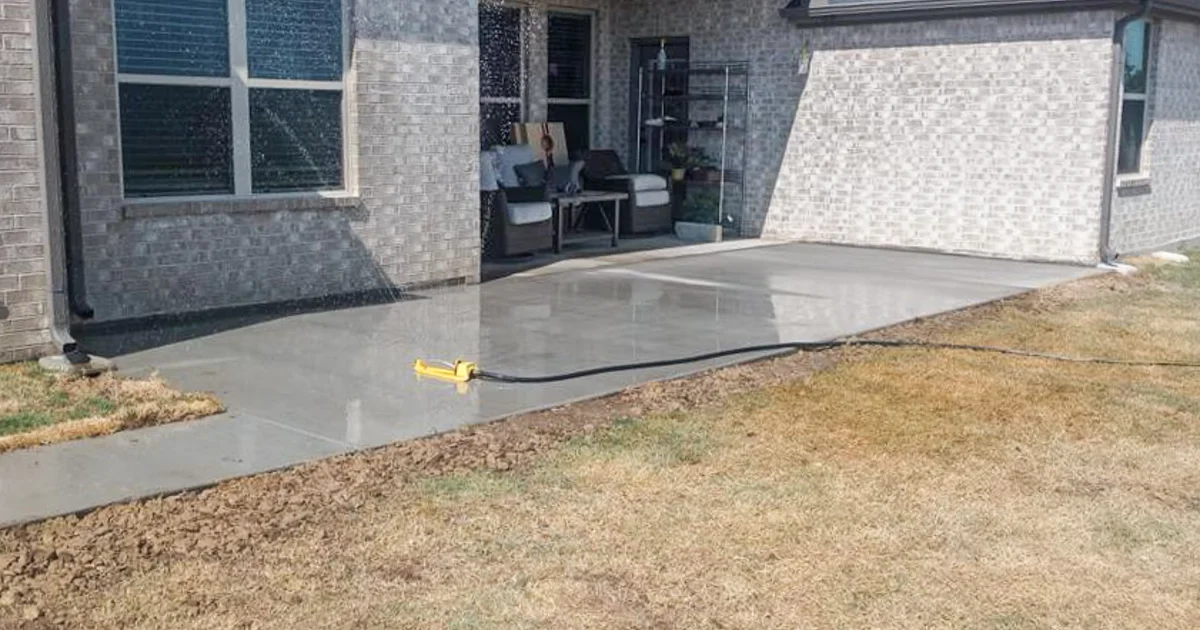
[50,0,94,320]
[32,0,89,363]
[781,0,1143,26]
[782,0,1200,26]
[1098,0,1154,265]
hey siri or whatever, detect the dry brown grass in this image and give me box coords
[3,258,1200,629]
[0,367,223,453]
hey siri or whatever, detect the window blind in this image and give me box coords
[119,85,233,197]
[247,0,343,81]
[250,89,344,193]
[114,0,229,77]
[548,14,591,100]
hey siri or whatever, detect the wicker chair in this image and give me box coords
[581,150,673,235]
[481,149,553,259]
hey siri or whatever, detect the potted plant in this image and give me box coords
[675,189,723,243]
[680,147,718,182]
[665,142,691,182]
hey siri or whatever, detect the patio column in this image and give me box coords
[522,6,549,123]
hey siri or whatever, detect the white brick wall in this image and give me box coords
[607,2,1117,263]
[0,0,52,360]
[1111,19,1200,255]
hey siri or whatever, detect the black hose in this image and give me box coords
[474,339,1200,384]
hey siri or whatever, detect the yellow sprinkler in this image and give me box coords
[413,359,479,384]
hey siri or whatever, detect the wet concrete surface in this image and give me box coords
[0,243,1096,526]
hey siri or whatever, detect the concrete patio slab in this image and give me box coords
[0,243,1097,527]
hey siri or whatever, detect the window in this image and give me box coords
[1118,19,1152,175]
[480,4,524,149]
[547,12,593,154]
[114,0,346,198]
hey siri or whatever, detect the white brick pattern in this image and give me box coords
[0,0,52,360]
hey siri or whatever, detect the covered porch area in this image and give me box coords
[477,0,773,271]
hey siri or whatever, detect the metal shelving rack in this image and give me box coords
[636,60,750,236]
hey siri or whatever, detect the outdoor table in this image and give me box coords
[551,190,630,254]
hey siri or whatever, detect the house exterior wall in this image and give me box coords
[0,0,53,361]
[68,0,480,323]
[37,0,1197,337]
[1111,18,1200,255]
[608,1,1117,263]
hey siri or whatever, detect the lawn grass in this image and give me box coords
[0,364,223,453]
[3,256,1200,629]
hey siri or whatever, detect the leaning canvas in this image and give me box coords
[511,122,570,169]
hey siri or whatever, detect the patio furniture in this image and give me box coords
[582,150,673,235]
[481,148,554,258]
[551,190,629,253]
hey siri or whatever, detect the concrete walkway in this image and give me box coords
[0,243,1095,527]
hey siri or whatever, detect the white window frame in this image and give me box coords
[546,7,597,148]
[112,0,354,201]
[1117,19,1153,178]
[479,3,527,145]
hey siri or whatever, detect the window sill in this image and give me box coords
[1116,175,1152,197]
[121,192,363,220]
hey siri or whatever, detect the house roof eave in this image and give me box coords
[779,0,1200,27]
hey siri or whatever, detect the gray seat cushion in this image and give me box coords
[506,201,553,226]
[633,190,670,208]
[609,174,668,192]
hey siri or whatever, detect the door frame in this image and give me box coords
[547,7,598,151]
[628,36,690,171]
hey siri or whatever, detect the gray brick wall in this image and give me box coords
[68,0,480,322]
[1111,19,1200,255]
[607,2,1116,263]
[0,0,52,361]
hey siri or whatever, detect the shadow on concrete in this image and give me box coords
[482,234,693,282]
[78,289,429,358]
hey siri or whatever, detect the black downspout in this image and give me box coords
[50,0,95,320]
[33,0,88,363]
[1099,0,1154,265]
